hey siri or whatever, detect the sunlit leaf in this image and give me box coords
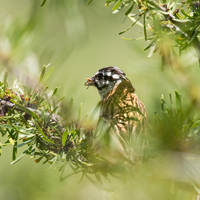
[39,65,46,83]
[121,36,144,41]
[14,137,35,148]
[172,18,191,23]
[77,158,93,166]
[181,9,195,18]
[11,151,27,165]
[112,0,122,11]
[128,14,144,28]
[147,44,156,57]
[42,67,54,84]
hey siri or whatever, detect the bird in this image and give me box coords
[85,66,147,161]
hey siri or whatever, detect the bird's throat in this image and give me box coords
[98,79,122,100]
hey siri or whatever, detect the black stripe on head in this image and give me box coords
[98,66,126,77]
[92,66,127,91]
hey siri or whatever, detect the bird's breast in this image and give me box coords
[100,89,147,133]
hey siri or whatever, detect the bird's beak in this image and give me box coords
[85,78,95,86]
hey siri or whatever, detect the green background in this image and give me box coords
[0,0,200,199]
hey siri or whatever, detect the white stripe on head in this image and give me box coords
[106,71,112,76]
[112,74,120,79]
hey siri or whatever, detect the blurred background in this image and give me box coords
[0,0,200,199]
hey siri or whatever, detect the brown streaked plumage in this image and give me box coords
[85,66,147,161]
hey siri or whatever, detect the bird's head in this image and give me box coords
[85,66,130,100]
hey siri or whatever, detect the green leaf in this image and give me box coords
[143,38,156,51]
[40,0,47,7]
[69,97,74,109]
[172,18,191,23]
[89,101,101,121]
[79,103,82,121]
[180,9,195,18]
[56,96,65,104]
[8,121,20,132]
[0,124,34,135]
[62,131,68,146]
[77,158,93,166]
[35,122,54,144]
[3,70,8,89]
[121,36,144,41]
[128,14,144,28]
[112,0,122,11]
[183,34,200,51]
[42,67,53,84]
[161,95,165,111]
[147,44,156,57]
[44,92,51,107]
[62,130,76,146]
[11,151,26,164]
[12,133,18,161]
[48,106,59,121]
[40,107,45,120]
[12,147,17,160]
[39,65,46,83]
[105,0,115,7]
[117,16,142,35]
[69,161,79,172]
[40,85,49,97]
[51,87,59,99]
[169,93,172,104]
[23,84,31,96]
[10,100,39,120]
[44,156,57,171]
[87,0,93,5]
[14,137,35,148]
[192,120,200,128]
[175,91,182,111]
[143,12,147,41]
[30,143,36,158]
[125,3,134,16]
[35,156,43,163]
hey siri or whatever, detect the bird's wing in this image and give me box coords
[113,92,147,134]
[111,92,148,162]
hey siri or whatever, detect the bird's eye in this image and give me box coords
[97,73,103,79]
